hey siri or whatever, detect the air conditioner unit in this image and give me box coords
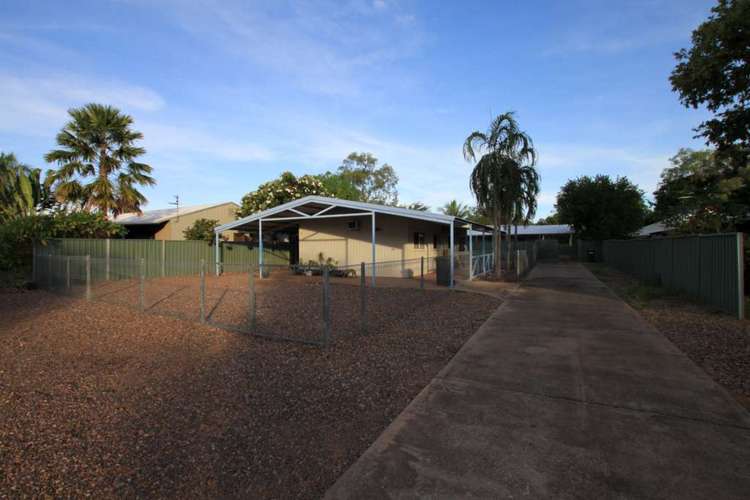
[347,219,361,231]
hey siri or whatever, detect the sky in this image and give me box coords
[0,0,716,218]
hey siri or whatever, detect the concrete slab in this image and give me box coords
[326,262,750,499]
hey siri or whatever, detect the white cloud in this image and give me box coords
[0,73,273,163]
[139,122,274,162]
[154,0,423,96]
[0,73,165,137]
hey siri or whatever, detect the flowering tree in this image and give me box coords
[237,171,332,217]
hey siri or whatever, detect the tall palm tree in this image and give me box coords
[464,112,538,277]
[0,152,52,221]
[45,103,155,217]
[440,199,472,218]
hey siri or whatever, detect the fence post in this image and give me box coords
[738,233,745,320]
[139,257,146,311]
[85,255,91,301]
[360,262,366,335]
[322,266,331,345]
[106,238,111,281]
[47,254,53,289]
[420,256,424,289]
[66,256,71,290]
[161,240,166,277]
[32,241,37,284]
[199,259,206,323]
[248,264,256,330]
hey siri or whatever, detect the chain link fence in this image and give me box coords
[33,250,477,346]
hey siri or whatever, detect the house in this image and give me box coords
[214,196,493,284]
[511,224,574,245]
[114,202,239,240]
[636,222,674,238]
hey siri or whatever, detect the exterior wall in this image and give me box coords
[298,214,454,278]
[153,203,239,241]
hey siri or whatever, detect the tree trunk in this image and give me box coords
[493,207,502,278]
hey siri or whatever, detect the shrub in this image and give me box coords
[0,211,124,278]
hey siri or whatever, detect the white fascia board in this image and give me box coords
[215,195,456,233]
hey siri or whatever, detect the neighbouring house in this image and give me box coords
[114,202,239,240]
[636,222,675,238]
[214,196,493,284]
[511,224,574,245]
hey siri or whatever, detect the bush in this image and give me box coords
[0,211,124,280]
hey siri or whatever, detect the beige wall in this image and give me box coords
[154,203,239,240]
[298,214,459,278]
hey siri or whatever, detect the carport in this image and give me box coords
[214,196,494,286]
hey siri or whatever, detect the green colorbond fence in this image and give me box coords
[597,233,745,319]
[35,238,290,279]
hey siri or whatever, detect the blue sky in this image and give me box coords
[0,0,715,218]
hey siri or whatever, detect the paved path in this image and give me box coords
[326,262,750,499]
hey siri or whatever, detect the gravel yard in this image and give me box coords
[587,263,750,410]
[0,283,499,498]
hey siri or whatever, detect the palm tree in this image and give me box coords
[440,199,472,218]
[463,112,538,277]
[0,152,52,221]
[45,103,155,217]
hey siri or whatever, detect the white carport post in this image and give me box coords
[258,217,263,280]
[214,230,220,276]
[371,211,376,287]
[449,220,455,289]
[468,226,473,281]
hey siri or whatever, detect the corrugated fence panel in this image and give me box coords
[598,233,744,319]
[41,238,291,279]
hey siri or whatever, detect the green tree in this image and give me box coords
[654,148,749,233]
[463,112,538,276]
[0,210,124,280]
[0,153,54,221]
[45,103,155,217]
[440,200,472,218]
[183,218,220,241]
[316,171,361,201]
[536,213,560,224]
[238,171,331,217]
[400,201,430,211]
[338,152,399,205]
[556,175,648,240]
[670,0,750,161]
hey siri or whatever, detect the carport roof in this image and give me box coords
[215,196,492,233]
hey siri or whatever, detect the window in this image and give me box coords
[413,232,425,249]
[433,234,440,249]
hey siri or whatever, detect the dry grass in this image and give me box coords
[587,263,750,410]
[0,282,499,498]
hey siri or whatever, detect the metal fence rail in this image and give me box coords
[593,233,745,319]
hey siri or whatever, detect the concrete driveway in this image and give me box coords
[325,262,750,499]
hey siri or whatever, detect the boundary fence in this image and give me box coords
[579,234,745,319]
[32,251,464,346]
[34,238,289,281]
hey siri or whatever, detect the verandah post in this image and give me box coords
[420,256,424,289]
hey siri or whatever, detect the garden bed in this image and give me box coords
[0,285,499,498]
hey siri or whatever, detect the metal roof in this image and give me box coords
[113,202,238,225]
[215,196,490,233]
[636,222,672,237]
[511,224,573,236]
